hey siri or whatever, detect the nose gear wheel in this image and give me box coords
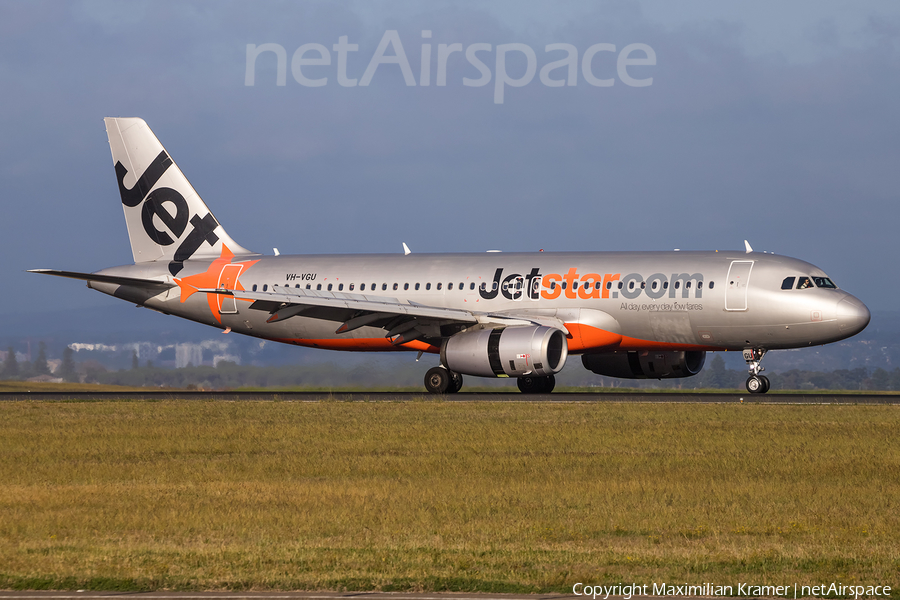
[743,348,769,394]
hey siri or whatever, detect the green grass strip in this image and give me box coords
[0,401,897,593]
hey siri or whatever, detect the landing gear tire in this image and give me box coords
[743,348,770,394]
[425,367,450,394]
[746,375,770,394]
[448,371,464,394]
[517,374,556,394]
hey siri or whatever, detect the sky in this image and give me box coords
[2,0,899,321]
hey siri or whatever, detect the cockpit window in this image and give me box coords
[796,277,813,289]
[781,277,795,290]
[813,277,837,289]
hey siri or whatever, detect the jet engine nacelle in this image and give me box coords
[582,350,706,379]
[441,326,568,378]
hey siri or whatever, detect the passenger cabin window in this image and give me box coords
[415,283,420,291]
[393,283,398,291]
[252,284,257,291]
[813,277,837,289]
[306,284,311,290]
[360,284,365,291]
[327,284,333,291]
[448,283,453,290]
[709,281,714,289]
[797,277,813,290]
[317,284,322,290]
[469,283,475,290]
[262,284,268,291]
[404,283,410,291]
[781,277,795,290]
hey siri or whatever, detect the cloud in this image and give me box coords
[2,0,899,317]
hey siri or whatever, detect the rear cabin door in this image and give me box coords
[725,260,754,311]
[217,263,244,314]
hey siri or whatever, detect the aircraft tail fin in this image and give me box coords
[105,117,255,275]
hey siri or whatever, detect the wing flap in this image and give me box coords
[201,287,479,325]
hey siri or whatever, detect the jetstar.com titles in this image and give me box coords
[478,267,707,301]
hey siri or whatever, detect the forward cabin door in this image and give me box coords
[725,260,754,311]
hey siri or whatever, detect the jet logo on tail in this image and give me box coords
[115,149,220,275]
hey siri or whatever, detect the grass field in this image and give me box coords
[0,400,897,594]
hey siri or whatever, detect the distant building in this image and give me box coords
[175,343,204,368]
[27,374,63,384]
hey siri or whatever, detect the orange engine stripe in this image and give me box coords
[564,323,725,353]
[272,337,441,354]
[616,334,725,352]
[563,322,622,353]
[270,325,724,358]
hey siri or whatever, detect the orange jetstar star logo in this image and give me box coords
[174,245,259,323]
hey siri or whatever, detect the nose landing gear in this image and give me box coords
[743,348,770,393]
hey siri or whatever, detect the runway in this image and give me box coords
[1,390,898,403]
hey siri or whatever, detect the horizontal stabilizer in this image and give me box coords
[28,269,175,289]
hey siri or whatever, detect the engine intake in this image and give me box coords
[442,326,568,378]
[582,350,706,379]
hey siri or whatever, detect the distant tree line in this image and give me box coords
[1,343,77,382]
[90,360,438,390]
[690,354,898,391]
[81,354,900,391]
[3,348,900,391]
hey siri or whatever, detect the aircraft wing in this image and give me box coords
[200,287,565,344]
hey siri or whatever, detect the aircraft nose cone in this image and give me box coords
[836,296,870,336]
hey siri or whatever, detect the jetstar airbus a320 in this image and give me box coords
[31,118,871,394]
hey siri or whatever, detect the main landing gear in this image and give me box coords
[516,374,556,394]
[743,348,770,394]
[423,367,556,394]
[424,366,463,394]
